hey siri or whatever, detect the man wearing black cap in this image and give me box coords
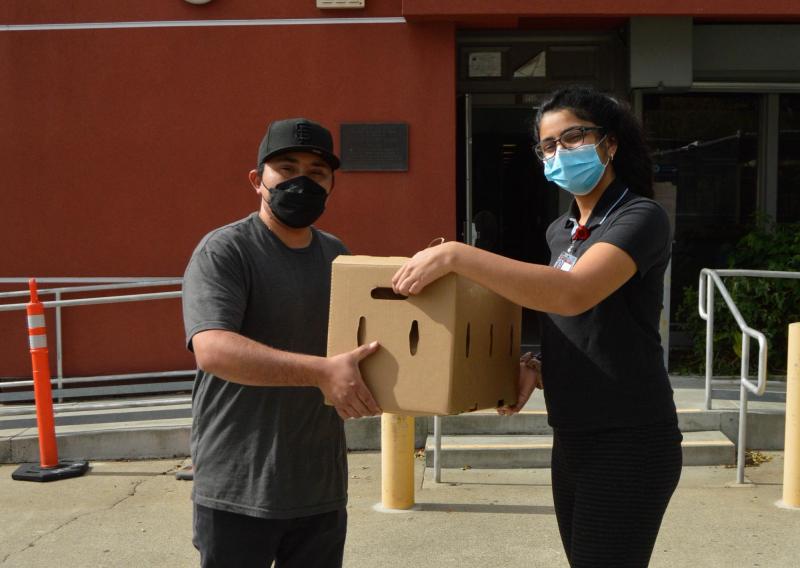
[182,118,381,567]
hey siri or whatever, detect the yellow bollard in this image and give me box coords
[784,323,800,508]
[381,413,415,510]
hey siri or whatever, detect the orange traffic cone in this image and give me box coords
[12,279,89,482]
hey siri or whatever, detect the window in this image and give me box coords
[644,94,760,323]
[778,94,800,223]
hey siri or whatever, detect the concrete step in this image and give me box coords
[436,408,732,435]
[429,408,783,451]
[0,399,193,463]
[424,430,735,469]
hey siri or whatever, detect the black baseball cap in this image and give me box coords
[257,118,340,171]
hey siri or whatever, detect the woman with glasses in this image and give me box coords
[392,85,681,567]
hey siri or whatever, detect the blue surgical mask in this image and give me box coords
[543,141,610,196]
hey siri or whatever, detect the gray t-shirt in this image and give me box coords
[182,212,349,519]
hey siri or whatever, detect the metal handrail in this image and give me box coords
[0,279,183,299]
[0,277,180,284]
[0,291,182,312]
[1,370,193,389]
[0,278,189,406]
[697,268,800,484]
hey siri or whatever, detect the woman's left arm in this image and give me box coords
[391,240,637,316]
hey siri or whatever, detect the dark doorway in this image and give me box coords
[455,30,628,351]
[457,102,557,349]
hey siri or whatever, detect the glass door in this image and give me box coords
[458,96,555,349]
[779,94,800,223]
[643,93,761,329]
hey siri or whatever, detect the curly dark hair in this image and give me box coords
[534,86,653,198]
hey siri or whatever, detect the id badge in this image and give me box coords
[554,251,577,272]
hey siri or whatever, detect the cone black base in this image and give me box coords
[12,460,90,482]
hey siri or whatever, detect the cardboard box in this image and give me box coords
[327,256,522,416]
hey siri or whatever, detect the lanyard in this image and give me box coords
[567,187,630,254]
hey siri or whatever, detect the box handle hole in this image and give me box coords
[409,320,419,356]
[371,288,407,300]
[357,316,366,346]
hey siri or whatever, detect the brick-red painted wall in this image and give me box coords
[0,4,455,377]
[0,0,403,24]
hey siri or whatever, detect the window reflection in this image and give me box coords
[643,94,760,323]
[779,94,800,223]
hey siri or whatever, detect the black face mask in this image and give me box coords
[264,175,328,229]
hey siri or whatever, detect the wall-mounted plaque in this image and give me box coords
[340,123,408,171]
[468,51,503,78]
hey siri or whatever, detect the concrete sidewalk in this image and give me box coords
[1,451,798,568]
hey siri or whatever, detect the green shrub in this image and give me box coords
[675,219,800,376]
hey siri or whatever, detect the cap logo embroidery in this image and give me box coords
[295,123,312,143]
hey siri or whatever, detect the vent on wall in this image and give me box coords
[317,0,365,8]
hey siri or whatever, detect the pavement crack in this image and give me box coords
[1,479,147,565]
[109,479,145,509]
[1,509,86,565]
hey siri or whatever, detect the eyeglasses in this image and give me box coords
[534,126,606,161]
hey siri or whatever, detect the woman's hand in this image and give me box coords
[392,241,460,296]
[498,354,543,416]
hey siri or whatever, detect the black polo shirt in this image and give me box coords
[541,178,677,430]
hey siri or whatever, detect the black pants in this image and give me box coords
[193,504,347,568]
[551,421,683,568]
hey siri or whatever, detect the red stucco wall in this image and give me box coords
[0,6,455,377]
[0,0,403,24]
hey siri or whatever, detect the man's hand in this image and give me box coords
[319,341,382,419]
[498,358,542,416]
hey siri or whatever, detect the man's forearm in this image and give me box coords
[192,329,326,387]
